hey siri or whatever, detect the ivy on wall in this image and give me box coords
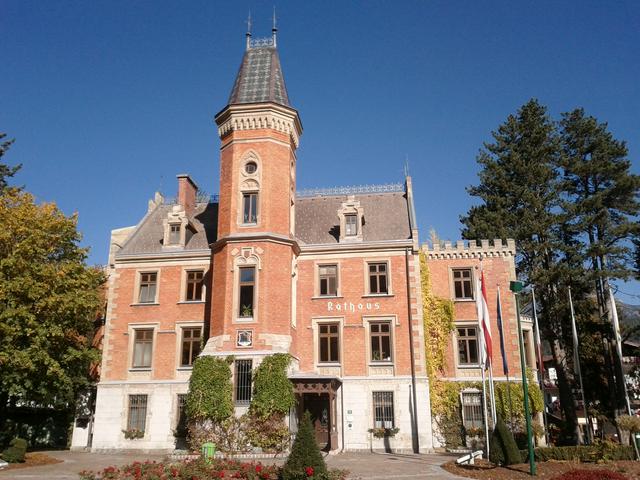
[249,353,295,418]
[247,353,295,453]
[420,251,455,380]
[185,356,234,423]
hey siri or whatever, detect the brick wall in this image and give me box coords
[423,240,524,380]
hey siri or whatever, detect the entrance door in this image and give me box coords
[302,393,330,451]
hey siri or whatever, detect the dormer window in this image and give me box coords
[162,206,192,249]
[169,224,181,245]
[337,196,364,243]
[345,214,358,236]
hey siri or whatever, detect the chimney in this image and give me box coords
[177,174,198,217]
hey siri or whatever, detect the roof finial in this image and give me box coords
[272,6,277,47]
[246,10,252,50]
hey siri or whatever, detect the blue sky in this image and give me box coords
[2,1,639,301]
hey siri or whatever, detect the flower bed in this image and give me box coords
[78,458,348,480]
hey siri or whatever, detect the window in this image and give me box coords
[175,394,188,436]
[368,263,388,294]
[242,192,258,224]
[245,161,257,174]
[186,270,204,301]
[138,272,157,304]
[180,327,201,367]
[132,329,153,368]
[370,322,392,362]
[372,391,394,428]
[452,268,473,300]
[169,224,181,245]
[235,359,253,404]
[345,214,357,236]
[461,390,483,429]
[319,265,337,296]
[127,394,148,432]
[238,267,255,318]
[319,324,340,363]
[457,327,479,366]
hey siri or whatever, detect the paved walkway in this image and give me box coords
[0,450,464,480]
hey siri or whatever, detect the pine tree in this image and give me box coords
[559,108,640,413]
[0,133,21,192]
[461,99,584,443]
[282,411,327,480]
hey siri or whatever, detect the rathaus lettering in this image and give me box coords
[327,301,381,312]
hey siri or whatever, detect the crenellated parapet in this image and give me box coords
[422,238,516,260]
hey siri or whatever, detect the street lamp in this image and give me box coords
[511,280,537,476]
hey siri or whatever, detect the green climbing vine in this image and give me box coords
[247,353,295,453]
[420,251,455,380]
[185,355,234,422]
[249,353,295,417]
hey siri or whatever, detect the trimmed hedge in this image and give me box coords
[520,443,634,463]
[489,416,522,466]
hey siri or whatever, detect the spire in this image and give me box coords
[227,20,290,107]
[272,7,277,48]
[246,11,252,51]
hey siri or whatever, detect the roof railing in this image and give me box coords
[165,194,219,205]
[296,183,405,198]
[249,37,274,48]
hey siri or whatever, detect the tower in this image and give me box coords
[204,32,302,359]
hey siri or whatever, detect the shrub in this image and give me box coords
[521,443,635,463]
[616,415,640,434]
[551,469,629,480]
[188,415,252,455]
[282,411,327,480]
[489,416,522,466]
[1,437,27,463]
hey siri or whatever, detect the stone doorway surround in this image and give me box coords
[290,374,341,452]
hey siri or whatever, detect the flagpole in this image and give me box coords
[531,287,549,446]
[480,326,491,459]
[477,261,495,456]
[488,358,497,424]
[497,286,514,425]
[568,286,591,444]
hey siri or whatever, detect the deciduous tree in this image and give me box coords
[0,189,104,414]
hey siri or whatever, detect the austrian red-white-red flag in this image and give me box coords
[476,270,493,367]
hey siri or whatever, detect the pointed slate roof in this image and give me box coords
[228,44,290,107]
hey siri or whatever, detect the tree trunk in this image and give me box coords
[552,338,583,445]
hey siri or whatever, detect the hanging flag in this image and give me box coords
[496,287,509,376]
[476,270,493,366]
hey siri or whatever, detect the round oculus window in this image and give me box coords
[245,161,257,174]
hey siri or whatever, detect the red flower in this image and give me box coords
[219,471,225,478]
[305,467,314,477]
[255,465,263,473]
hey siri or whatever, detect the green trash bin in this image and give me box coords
[201,442,216,463]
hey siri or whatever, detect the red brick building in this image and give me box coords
[83,32,432,453]
[77,32,536,454]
